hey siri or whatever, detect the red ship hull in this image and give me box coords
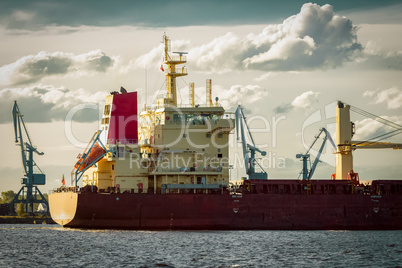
[49,181,402,230]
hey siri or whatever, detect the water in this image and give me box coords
[0,225,401,268]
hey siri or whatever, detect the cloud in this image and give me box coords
[0,0,398,30]
[189,32,245,73]
[131,44,164,70]
[273,104,293,114]
[132,3,362,73]
[218,84,269,110]
[354,116,402,141]
[359,41,402,71]
[0,84,107,123]
[364,87,402,109]
[273,91,320,113]
[121,39,190,74]
[245,3,362,71]
[190,3,361,72]
[291,91,320,109]
[0,50,114,86]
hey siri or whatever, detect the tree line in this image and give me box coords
[1,190,49,216]
[1,190,49,204]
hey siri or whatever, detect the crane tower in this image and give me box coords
[10,101,48,214]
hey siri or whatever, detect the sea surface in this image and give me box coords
[0,225,401,268]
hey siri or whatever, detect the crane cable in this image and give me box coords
[348,105,402,145]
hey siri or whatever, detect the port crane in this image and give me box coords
[297,128,336,180]
[10,101,48,214]
[235,105,268,180]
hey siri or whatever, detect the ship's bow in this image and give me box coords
[49,191,78,226]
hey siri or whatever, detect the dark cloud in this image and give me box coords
[0,85,107,123]
[134,3,399,73]
[273,104,293,114]
[0,50,114,86]
[0,0,400,30]
[168,3,363,73]
[87,54,113,72]
[243,4,363,71]
[18,56,72,83]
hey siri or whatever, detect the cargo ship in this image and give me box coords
[49,34,402,230]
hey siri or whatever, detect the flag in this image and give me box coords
[160,64,164,72]
[62,175,65,185]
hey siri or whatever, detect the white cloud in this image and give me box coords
[189,32,244,73]
[243,3,361,71]
[219,84,269,110]
[0,50,114,86]
[364,87,402,109]
[354,116,402,141]
[132,3,362,74]
[272,90,320,114]
[291,91,320,109]
[254,72,279,82]
[127,39,191,72]
[131,44,164,71]
[0,84,107,123]
[245,35,316,64]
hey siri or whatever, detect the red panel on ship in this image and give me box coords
[108,92,138,144]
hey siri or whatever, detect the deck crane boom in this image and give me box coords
[297,128,336,180]
[10,101,48,214]
[235,105,268,180]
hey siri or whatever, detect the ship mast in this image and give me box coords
[160,33,187,107]
[335,101,354,180]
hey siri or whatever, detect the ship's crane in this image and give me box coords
[235,105,268,180]
[297,128,336,180]
[334,101,402,180]
[10,101,48,214]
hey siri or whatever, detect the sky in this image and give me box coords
[0,0,401,193]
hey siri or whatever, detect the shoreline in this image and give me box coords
[0,216,56,224]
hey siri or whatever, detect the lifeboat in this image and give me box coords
[74,143,106,171]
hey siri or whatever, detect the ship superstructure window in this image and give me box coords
[218,134,223,138]
[104,105,111,115]
[118,146,125,158]
[173,114,185,124]
[212,115,218,124]
[172,114,211,125]
[101,117,110,125]
[206,134,211,138]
